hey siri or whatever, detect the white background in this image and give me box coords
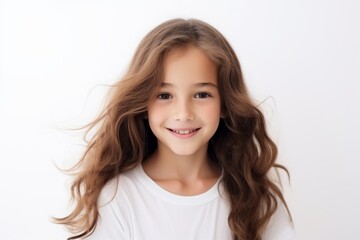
[1,0,359,239]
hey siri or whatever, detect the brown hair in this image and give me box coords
[54,18,291,240]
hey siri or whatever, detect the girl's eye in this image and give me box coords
[157,93,172,100]
[195,92,212,98]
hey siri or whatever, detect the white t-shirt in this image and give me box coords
[86,165,295,240]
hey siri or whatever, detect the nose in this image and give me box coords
[174,99,194,121]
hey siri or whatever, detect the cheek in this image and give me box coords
[147,105,164,127]
[201,104,221,124]
[207,101,221,115]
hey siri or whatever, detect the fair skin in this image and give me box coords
[143,45,222,196]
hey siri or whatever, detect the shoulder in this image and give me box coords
[86,168,139,239]
[97,168,137,207]
[262,200,296,240]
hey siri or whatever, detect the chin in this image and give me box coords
[168,145,205,157]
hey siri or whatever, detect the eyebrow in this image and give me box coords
[160,82,218,89]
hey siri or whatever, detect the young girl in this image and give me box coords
[55,18,295,240]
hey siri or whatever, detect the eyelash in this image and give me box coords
[194,92,212,98]
[157,93,172,100]
[157,92,212,100]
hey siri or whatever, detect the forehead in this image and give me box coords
[162,45,218,86]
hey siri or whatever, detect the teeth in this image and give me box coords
[173,129,197,135]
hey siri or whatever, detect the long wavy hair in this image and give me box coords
[54,18,291,240]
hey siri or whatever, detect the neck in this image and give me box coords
[143,145,219,183]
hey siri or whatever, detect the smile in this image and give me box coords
[167,128,200,135]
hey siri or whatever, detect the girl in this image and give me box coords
[55,18,295,240]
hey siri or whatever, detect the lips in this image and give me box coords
[167,128,200,135]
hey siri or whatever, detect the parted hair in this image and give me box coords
[54,18,291,240]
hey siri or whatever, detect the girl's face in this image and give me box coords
[147,45,221,157]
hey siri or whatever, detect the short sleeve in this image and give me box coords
[262,201,296,240]
[85,179,131,240]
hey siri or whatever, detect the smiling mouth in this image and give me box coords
[167,128,200,135]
